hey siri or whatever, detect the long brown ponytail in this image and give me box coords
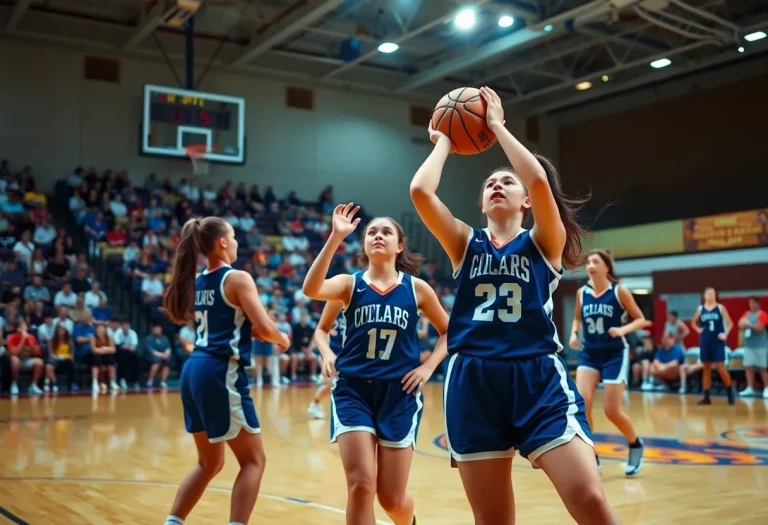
[533,154,589,270]
[164,217,230,324]
[483,156,589,270]
[359,217,424,275]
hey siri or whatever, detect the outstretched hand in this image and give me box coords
[479,86,505,129]
[331,203,361,239]
[428,121,456,153]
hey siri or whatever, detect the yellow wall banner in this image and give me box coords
[684,209,768,252]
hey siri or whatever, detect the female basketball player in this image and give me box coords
[691,286,735,405]
[569,250,648,476]
[302,209,449,525]
[410,86,618,525]
[163,217,290,525]
[307,300,345,419]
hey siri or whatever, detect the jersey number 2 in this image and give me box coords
[195,311,208,347]
[473,283,522,323]
[366,328,397,360]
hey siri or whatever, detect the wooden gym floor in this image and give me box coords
[1,384,767,525]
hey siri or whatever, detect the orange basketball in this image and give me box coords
[431,87,497,155]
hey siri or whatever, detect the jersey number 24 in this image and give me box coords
[473,283,522,323]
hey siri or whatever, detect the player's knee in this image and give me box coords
[33,358,43,370]
[346,470,376,501]
[603,403,621,421]
[376,487,408,514]
[199,453,225,477]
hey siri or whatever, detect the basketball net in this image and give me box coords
[185,144,210,177]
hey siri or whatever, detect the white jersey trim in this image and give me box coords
[528,232,563,279]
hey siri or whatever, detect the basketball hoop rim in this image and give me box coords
[185,144,208,159]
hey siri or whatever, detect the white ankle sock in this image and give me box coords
[228,522,244,525]
[165,516,184,525]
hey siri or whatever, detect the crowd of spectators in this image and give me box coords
[0,159,457,395]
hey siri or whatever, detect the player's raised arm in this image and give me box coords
[227,271,290,350]
[479,86,586,270]
[409,127,471,270]
[302,203,357,304]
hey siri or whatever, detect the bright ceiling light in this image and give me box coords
[544,24,554,32]
[498,15,514,28]
[650,58,671,69]
[738,46,745,53]
[575,81,592,91]
[744,31,766,42]
[454,8,476,30]
[378,42,399,54]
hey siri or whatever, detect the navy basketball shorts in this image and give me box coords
[251,340,273,357]
[180,352,260,443]
[577,347,629,384]
[444,353,593,467]
[699,339,726,363]
[330,375,424,448]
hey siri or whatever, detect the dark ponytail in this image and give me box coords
[164,216,230,324]
[589,249,619,283]
[359,217,425,275]
[534,154,588,271]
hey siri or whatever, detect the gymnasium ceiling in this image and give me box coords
[1,0,767,114]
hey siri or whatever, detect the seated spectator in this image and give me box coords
[7,320,44,395]
[27,301,46,333]
[114,319,140,390]
[91,297,112,326]
[54,282,78,308]
[106,223,127,247]
[52,306,74,334]
[72,294,91,323]
[13,230,34,267]
[45,252,71,282]
[33,218,56,247]
[45,324,77,392]
[145,323,171,388]
[633,336,657,389]
[649,334,689,393]
[738,296,768,398]
[664,311,690,349]
[90,323,118,394]
[37,313,55,351]
[0,222,18,249]
[288,310,318,383]
[72,311,96,364]
[1,262,24,287]
[71,267,91,294]
[24,276,51,305]
[84,281,107,309]
[109,192,128,219]
[141,273,165,305]
[23,185,47,207]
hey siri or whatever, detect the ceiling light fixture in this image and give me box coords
[454,8,476,30]
[378,42,399,53]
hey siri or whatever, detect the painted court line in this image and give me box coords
[0,507,29,525]
[0,477,391,524]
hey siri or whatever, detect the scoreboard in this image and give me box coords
[141,84,246,164]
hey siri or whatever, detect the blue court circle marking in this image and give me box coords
[0,476,392,524]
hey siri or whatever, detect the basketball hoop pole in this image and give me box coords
[185,16,195,89]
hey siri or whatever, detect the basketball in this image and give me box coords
[431,87,497,155]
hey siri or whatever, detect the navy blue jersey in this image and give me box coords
[194,266,252,365]
[448,228,563,359]
[339,272,420,380]
[580,283,627,351]
[329,309,346,354]
[699,304,725,343]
